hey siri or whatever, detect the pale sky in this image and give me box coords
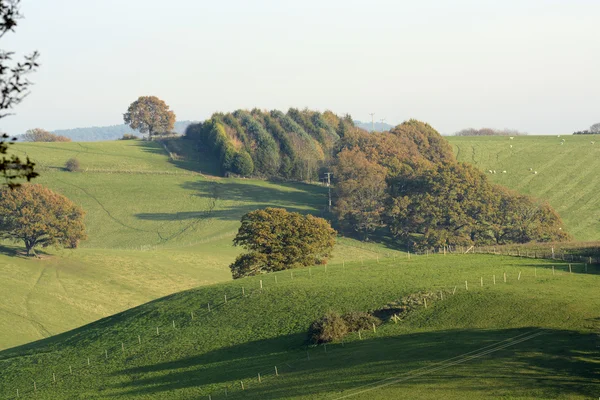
[2,0,599,135]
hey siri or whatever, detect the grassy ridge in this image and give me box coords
[0,140,400,350]
[0,254,598,399]
[448,134,600,241]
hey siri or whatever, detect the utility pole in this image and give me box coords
[369,113,375,132]
[324,172,332,212]
[379,118,386,131]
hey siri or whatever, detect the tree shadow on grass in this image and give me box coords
[134,179,328,223]
[107,327,599,399]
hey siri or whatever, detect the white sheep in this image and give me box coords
[502,170,507,173]
[509,137,514,140]
[534,171,538,174]
[488,170,493,173]
[529,168,533,171]
[509,145,513,148]
[493,170,496,174]
[591,141,595,145]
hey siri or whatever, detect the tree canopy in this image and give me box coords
[123,96,176,139]
[0,184,87,255]
[230,208,336,278]
[0,0,39,187]
[332,119,569,249]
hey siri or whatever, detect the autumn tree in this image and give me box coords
[333,148,387,239]
[0,0,39,187]
[23,128,70,142]
[230,208,336,278]
[0,184,87,256]
[123,96,176,139]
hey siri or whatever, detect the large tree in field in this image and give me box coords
[123,96,176,139]
[0,184,87,256]
[0,0,39,187]
[230,208,336,278]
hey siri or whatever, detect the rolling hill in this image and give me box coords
[0,133,599,398]
[448,134,600,241]
[0,254,598,399]
[0,139,399,350]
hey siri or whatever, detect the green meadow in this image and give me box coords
[0,140,399,350]
[0,136,598,399]
[448,134,600,241]
[0,255,598,399]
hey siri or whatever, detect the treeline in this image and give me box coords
[332,120,569,249]
[455,128,527,136]
[185,108,569,249]
[185,108,353,180]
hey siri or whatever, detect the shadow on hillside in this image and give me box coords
[108,327,599,399]
[136,139,222,176]
[134,180,327,223]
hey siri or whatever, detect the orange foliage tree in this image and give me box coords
[0,184,87,256]
[123,96,176,139]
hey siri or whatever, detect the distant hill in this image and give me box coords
[48,120,197,141]
[354,120,394,132]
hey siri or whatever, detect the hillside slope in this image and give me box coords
[0,255,598,399]
[448,134,600,241]
[0,140,397,350]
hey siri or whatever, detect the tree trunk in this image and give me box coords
[25,240,36,257]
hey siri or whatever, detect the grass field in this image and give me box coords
[0,254,598,399]
[0,140,401,350]
[448,134,600,241]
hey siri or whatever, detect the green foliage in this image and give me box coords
[231,150,254,176]
[64,157,80,172]
[0,184,87,255]
[230,207,337,278]
[234,110,280,176]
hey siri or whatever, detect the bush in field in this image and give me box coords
[309,311,382,344]
[119,133,139,140]
[64,158,80,172]
[309,312,348,344]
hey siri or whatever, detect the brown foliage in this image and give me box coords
[0,184,87,255]
[123,96,176,138]
[333,148,387,239]
[23,128,70,142]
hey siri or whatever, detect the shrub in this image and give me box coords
[119,133,139,140]
[65,158,80,172]
[309,312,348,344]
[342,311,381,332]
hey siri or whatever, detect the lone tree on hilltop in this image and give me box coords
[0,184,87,256]
[230,208,336,278]
[590,123,600,133]
[123,96,176,139]
[0,0,40,187]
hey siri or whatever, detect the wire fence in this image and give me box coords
[1,256,592,400]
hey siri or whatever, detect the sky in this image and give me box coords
[1,0,599,135]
